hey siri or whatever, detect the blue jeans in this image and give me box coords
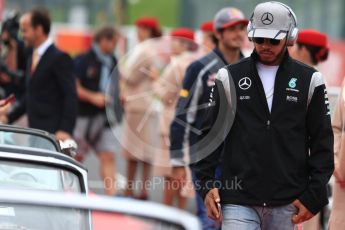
[222,204,298,230]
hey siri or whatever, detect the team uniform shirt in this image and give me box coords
[256,62,279,112]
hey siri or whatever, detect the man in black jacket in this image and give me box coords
[5,8,77,141]
[195,2,334,229]
[73,27,121,195]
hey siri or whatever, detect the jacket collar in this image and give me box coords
[34,38,53,57]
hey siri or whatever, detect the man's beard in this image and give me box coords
[258,47,286,65]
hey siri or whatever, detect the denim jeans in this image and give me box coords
[222,203,298,230]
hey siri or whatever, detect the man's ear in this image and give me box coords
[34,25,44,36]
[301,45,309,52]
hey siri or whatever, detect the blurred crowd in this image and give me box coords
[0,3,343,230]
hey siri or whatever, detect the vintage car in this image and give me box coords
[0,189,201,230]
[0,124,87,193]
[0,125,201,229]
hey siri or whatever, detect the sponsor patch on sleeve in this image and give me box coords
[179,89,189,98]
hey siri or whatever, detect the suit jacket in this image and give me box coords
[8,44,77,135]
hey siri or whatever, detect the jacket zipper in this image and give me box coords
[266,120,270,129]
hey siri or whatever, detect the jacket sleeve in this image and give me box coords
[121,45,152,86]
[54,52,78,135]
[332,81,345,182]
[110,59,124,123]
[299,72,334,214]
[169,63,201,166]
[154,61,179,106]
[194,68,232,200]
[73,55,86,80]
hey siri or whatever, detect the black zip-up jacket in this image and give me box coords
[195,51,334,214]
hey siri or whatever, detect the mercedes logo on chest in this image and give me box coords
[239,77,252,90]
[261,12,274,25]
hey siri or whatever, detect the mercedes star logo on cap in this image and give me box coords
[238,77,252,90]
[261,12,274,25]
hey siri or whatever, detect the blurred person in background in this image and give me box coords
[135,16,162,43]
[0,13,28,101]
[121,16,162,200]
[291,29,330,230]
[329,27,345,230]
[153,28,197,208]
[199,20,216,54]
[169,7,248,230]
[73,26,121,196]
[291,29,329,68]
[3,8,77,141]
[330,80,345,230]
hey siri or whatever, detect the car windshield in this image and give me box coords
[0,205,185,230]
[92,211,185,230]
[0,161,81,193]
[0,204,90,230]
[0,131,57,152]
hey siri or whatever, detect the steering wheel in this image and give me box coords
[10,172,38,182]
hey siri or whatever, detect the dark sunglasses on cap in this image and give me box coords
[253,37,281,45]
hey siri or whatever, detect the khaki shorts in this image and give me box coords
[74,114,121,155]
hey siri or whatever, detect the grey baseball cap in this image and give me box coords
[248,1,296,39]
[214,7,248,30]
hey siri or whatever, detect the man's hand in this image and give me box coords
[55,130,71,141]
[0,115,8,124]
[171,167,186,186]
[90,93,107,108]
[204,188,222,221]
[291,199,314,224]
[149,66,159,81]
[0,99,12,123]
[0,102,11,117]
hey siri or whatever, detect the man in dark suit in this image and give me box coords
[4,8,77,141]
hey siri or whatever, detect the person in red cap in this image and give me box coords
[200,20,216,53]
[153,27,198,209]
[291,29,330,230]
[329,34,345,229]
[330,70,345,230]
[170,28,196,55]
[291,29,329,67]
[121,16,163,200]
[135,16,162,42]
